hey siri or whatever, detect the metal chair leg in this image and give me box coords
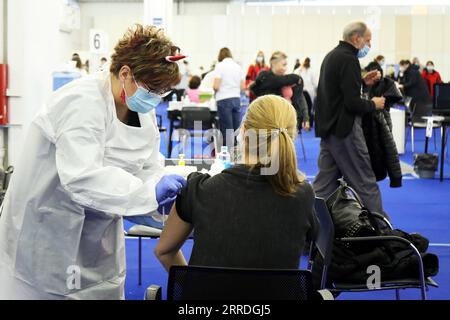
[163,131,169,155]
[300,133,307,161]
[138,237,142,286]
[320,266,328,290]
[307,242,314,271]
[411,126,415,153]
[433,128,437,151]
[395,289,400,300]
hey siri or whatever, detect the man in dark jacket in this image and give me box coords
[313,21,388,217]
[398,60,432,122]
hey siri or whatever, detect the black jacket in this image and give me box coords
[312,229,438,288]
[250,70,309,124]
[400,65,431,105]
[363,78,403,188]
[315,41,375,139]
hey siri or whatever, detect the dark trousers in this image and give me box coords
[313,117,388,218]
[303,91,314,128]
[217,98,242,147]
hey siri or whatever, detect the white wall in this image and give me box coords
[78,2,143,57]
[73,2,144,72]
[0,0,4,167]
[7,0,80,165]
[171,3,450,82]
[0,0,4,63]
[6,1,146,165]
[175,1,227,16]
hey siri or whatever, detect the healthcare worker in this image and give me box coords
[0,24,186,300]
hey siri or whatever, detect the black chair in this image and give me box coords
[145,265,334,300]
[181,107,215,128]
[156,114,168,148]
[177,107,219,156]
[156,114,167,133]
[404,96,442,153]
[311,197,438,300]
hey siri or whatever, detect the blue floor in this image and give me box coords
[124,105,450,300]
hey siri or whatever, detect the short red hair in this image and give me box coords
[110,24,181,93]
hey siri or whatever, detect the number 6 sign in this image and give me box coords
[89,30,108,54]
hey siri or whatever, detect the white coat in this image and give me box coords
[0,70,164,299]
[295,67,317,103]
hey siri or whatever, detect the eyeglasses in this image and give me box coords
[135,79,173,98]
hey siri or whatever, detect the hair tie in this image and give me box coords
[279,128,288,133]
[165,55,187,63]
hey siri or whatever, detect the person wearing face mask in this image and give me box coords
[411,57,423,72]
[422,61,443,98]
[314,21,389,219]
[245,51,269,102]
[397,59,432,111]
[0,24,187,300]
[251,51,310,132]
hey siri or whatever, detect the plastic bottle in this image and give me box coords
[172,93,178,102]
[218,146,232,169]
[178,154,186,167]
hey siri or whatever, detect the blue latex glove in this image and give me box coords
[155,175,187,214]
[158,195,178,216]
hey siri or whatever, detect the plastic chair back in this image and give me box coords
[168,265,314,300]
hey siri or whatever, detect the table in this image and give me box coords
[167,101,218,157]
[390,107,406,154]
[423,116,450,182]
[164,158,213,172]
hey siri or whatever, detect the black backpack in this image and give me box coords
[326,179,379,253]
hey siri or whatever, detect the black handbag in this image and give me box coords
[414,153,438,171]
[326,180,378,253]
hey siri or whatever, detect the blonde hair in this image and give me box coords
[270,51,288,67]
[242,95,305,197]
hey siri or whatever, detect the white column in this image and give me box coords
[7,0,79,165]
[1,0,4,63]
[143,0,174,36]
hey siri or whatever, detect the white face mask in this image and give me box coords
[256,56,264,64]
[399,66,406,73]
[427,66,434,72]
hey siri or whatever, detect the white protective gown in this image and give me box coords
[0,70,164,299]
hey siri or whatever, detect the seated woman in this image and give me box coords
[155,95,317,271]
[187,75,201,103]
